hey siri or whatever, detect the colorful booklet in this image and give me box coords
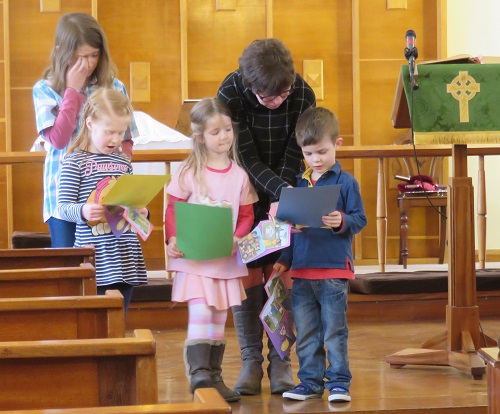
[98,174,169,241]
[259,273,295,359]
[237,218,291,264]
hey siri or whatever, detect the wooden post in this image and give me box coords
[377,158,387,272]
[477,155,487,269]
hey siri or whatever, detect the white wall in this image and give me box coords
[447,0,500,250]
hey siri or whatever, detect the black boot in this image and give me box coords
[184,339,214,393]
[232,284,265,395]
[210,340,241,402]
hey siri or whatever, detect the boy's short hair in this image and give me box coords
[238,38,296,96]
[295,107,339,147]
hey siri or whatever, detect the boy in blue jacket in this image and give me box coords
[274,107,367,403]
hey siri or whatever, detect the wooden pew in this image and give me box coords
[0,388,231,414]
[0,246,95,269]
[0,263,97,297]
[0,290,124,340]
[478,347,500,414]
[0,329,157,410]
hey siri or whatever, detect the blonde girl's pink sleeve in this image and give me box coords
[166,164,192,200]
[240,172,259,206]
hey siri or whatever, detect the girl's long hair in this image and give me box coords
[43,13,117,95]
[68,88,133,154]
[179,98,240,197]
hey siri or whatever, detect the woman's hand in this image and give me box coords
[167,237,184,258]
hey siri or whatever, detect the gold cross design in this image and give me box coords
[446,71,480,123]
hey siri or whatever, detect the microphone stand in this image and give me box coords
[405,48,419,91]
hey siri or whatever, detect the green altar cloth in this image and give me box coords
[402,63,500,144]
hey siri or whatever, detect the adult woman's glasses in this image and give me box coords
[256,87,294,103]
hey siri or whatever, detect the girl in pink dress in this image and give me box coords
[165,98,257,402]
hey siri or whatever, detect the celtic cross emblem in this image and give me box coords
[446,71,480,123]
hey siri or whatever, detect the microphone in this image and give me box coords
[405,29,419,90]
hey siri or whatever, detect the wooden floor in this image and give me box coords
[149,317,498,414]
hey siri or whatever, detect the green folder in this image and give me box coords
[175,202,234,260]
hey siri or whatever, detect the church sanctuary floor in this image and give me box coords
[148,318,497,414]
[141,263,499,413]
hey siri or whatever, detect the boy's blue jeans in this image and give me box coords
[292,277,352,394]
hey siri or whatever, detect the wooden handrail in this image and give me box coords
[3,146,500,271]
[2,145,500,164]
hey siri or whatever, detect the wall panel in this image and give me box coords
[0,62,5,122]
[359,0,437,61]
[0,0,8,248]
[10,0,94,76]
[274,1,353,132]
[11,90,34,151]
[12,164,45,232]
[98,0,182,128]
[356,0,441,261]
[187,0,266,98]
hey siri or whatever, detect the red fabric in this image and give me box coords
[165,195,186,242]
[397,175,439,193]
[121,138,134,160]
[291,267,355,280]
[42,88,85,149]
[234,204,254,238]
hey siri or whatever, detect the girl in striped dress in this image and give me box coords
[57,88,147,313]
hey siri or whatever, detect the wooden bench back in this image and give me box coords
[0,290,124,340]
[0,388,230,414]
[0,263,97,297]
[0,329,157,410]
[0,247,95,269]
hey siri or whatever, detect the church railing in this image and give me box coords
[3,144,500,271]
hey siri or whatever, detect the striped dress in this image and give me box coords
[57,151,147,287]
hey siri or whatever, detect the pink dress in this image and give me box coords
[167,162,258,310]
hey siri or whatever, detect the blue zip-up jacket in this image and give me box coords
[278,161,367,272]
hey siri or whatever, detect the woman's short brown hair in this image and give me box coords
[238,38,296,96]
